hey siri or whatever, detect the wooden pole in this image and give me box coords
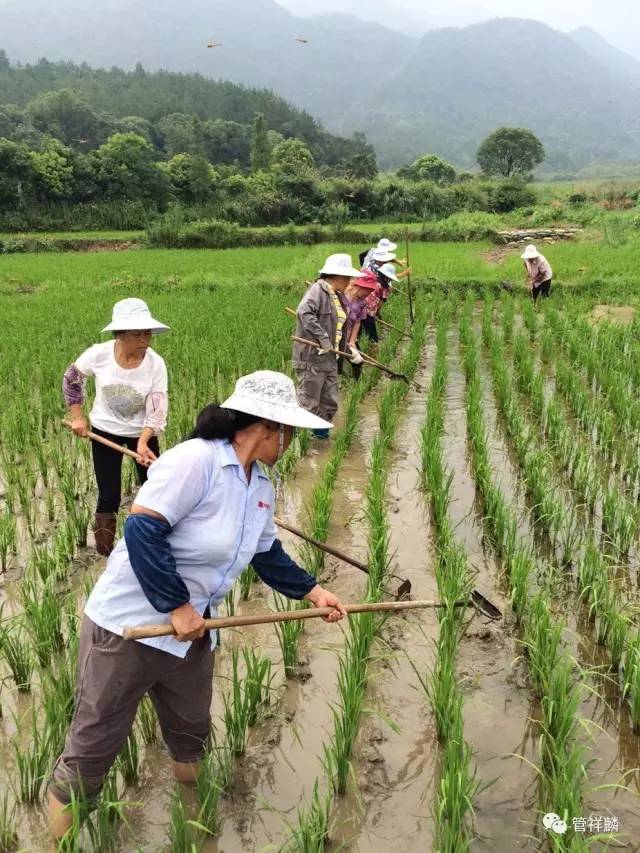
[274,516,370,573]
[405,229,414,325]
[123,599,458,640]
[63,420,143,462]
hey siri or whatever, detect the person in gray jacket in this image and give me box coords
[292,253,364,438]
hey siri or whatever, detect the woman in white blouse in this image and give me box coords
[62,298,170,556]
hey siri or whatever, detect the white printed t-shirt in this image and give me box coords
[84,438,278,658]
[74,340,168,437]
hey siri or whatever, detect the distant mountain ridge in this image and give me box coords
[1,0,639,170]
[568,26,640,78]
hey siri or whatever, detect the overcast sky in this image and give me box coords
[278,0,640,57]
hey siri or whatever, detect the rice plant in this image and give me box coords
[20,574,65,666]
[0,509,16,572]
[0,616,34,692]
[136,695,159,746]
[167,786,202,853]
[273,593,306,679]
[196,741,233,838]
[13,707,53,802]
[0,793,18,853]
[116,729,140,786]
[281,780,332,853]
[623,632,640,731]
[221,646,273,755]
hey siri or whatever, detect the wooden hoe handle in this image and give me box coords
[123,599,457,640]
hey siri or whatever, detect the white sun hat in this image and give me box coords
[377,237,398,253]
[102,298,169,334]
[371,248,396,263]
[377,263,399,282]
[521,244,540,259]
[319,253,364,278]
[221,370,333,430]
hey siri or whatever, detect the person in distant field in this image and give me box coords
[360,262,400,347]
[359,237,398,269]
[338,270,379,380]
[63,298,169,557]
[522,244,552,302]
[292,254,364,439]
[360,238,412,279]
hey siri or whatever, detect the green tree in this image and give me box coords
[477,127,545,178]
[400,154,456,185]
[272,137,314,178]
[0,138,33,206]
[201,119,251,167]
[117,116,155,144]
[93,133,169,205]
[345,150,378,179]
[158,113,202,157]
[26,89,106,148]
[30,137,75,199]
[250,113,271,172]
[166,153,216,204]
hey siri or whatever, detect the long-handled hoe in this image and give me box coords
[290,332,422,390]
[274,515,413,599]
[62,425,501,622]
[123,593,501,641]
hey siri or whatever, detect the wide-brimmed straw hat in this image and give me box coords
[371,248,396,263]
[377,263,399,282]
[221,370,333,430]
[376,238,398,253]
[521,244,540,259]
[352,270,379,291]
[102,298,169,334]
[320,253,364,278]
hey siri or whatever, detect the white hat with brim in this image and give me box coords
[319,253,364,278]
[102,297,169,334]
[221,370,333,431]
[521,244,540,260]
[377,238,398,253]
[377,263,399,282]
[371,249,396,263]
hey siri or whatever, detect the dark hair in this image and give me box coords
[189,404,262,441]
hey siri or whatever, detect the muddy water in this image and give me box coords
[333,343,440,852]
[444,327,541,851]
[211,395,381,852]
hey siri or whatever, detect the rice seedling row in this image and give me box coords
[286,301,428,848]
[460,303,592,849]
[419,298,480,851]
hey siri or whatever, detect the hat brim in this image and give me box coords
[220,396,333,430]
[521,252,539,259]
[102,318,170,334]
[380,271,399,282]
[320,267,365,278]
[372,253,396,263]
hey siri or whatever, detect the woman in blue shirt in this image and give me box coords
[48,370,346,840]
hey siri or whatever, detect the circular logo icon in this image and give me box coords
[552,819,568,835]
[543,813,560,830]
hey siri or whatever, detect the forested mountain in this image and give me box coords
[1,0,639,170]
[0,56,374,169]
[350,18,640,170]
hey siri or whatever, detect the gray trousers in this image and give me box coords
[294,364,339,422]
[49,616,213,803]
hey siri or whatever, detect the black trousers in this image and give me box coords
[532,279,552,302]
[91,427,160,514]
[360,315,379,343]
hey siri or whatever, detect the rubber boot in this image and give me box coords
[94,512,117,557]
